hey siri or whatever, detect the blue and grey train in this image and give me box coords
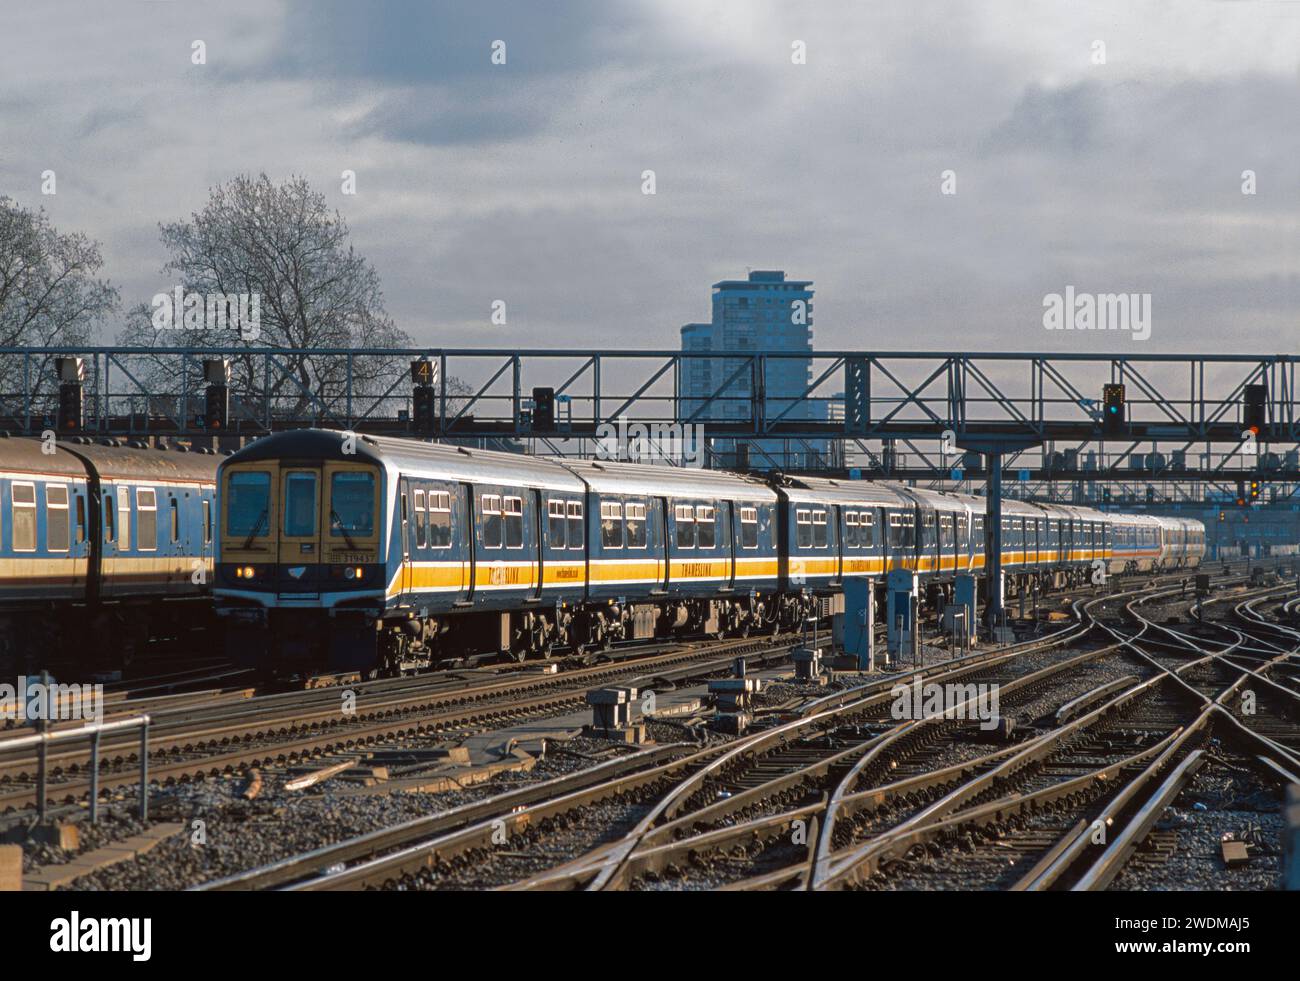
[213,430,1205,675]
[0,435,219,671]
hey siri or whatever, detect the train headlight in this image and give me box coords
[240,565,255,579]
[344,567,356,580]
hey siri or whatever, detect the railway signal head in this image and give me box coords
[1102,384,1126,435]
[412,385,436,434]
[1243,383,1266,432]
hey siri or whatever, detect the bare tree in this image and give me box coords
[0,197,117,412]
[119,173,412,424]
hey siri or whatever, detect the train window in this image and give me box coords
[811,510,827,548]
[12,483,36,552]
[939,514,954,548]
[972,515,984,541]
[600,501,623,548]
[796,509,812,548]
[504,496,524,549]
[283,472,317,537]
[956,514,968,548]
[428,492,452,548]
[136,488,157,551]
[921,511,936,548]
[414,489,427,548]
[330,472,376,539]
[626,502,647,549]
[861,511,875,547]
[170,498,180,543]
[697,506,716,548]
[547,500,567,549]
[226,471,271,538]
[739,507,758,549]
[45,485,70,552]
[903,512,916,548]
[845,512,858,548]
[481,495,503,549]
[75,495,86,544]
[119,492,130,550]
[105,493,116,544]
[203,499,212,544]
[675,504,696,548]
[568,501,584,549]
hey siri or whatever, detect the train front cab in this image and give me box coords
[216,438,384,667]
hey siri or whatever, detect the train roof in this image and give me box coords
[0,436,86,478]
[557,458,778,501]
[776,475,912,507]
[225,430,585,493]
[69,440,220,484]
[0,435,219,483]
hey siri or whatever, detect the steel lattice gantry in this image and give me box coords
[4,346,1299,485]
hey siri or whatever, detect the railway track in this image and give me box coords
[200,576,1231,891]
[0,633,800,813]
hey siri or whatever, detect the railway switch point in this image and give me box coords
[791,646,825,682]
[710,677,762,714]
[713,712,752,736]
[586,687,639,731]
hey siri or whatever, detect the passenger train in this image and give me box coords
[213,430,1205,676]
[0,435,219,670]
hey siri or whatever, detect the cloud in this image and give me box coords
[0,0,1294,364]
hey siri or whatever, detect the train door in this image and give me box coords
[956,511,969,573]
[722,501,736,590]
[278,466,323,596]
[832,505,844,582]
[530,489,544,600]
[462,484,477,601]
[655,498,669,592]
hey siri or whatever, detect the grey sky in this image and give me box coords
[2,0,1297,357]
